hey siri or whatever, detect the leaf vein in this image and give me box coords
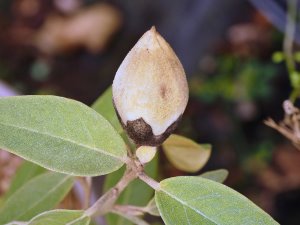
[0,121,124,162]
[160,190,220,225]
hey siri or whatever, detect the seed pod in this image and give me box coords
[112,26,189,146]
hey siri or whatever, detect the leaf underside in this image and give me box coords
[155,176,278,225]
[0,172,74,224]
[0,96,127,176]
[28,209,90,225]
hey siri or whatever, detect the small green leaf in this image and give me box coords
[0,96,127,176]
[5,161,46,199]
[155,177,278,225]
[28,210,90,225]
[105,155,158,225]
[144,198,160,216]
[0,172,74,224]
[112,210,150,225]
[199,169,229,183]
[162,134,211,173]
[92,87,123,133]
[92,87,136,150]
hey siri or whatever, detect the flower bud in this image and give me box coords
[112,26,189,146]
[136,146,157,164]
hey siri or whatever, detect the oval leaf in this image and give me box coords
[144,198,160,216]
[155,176,278,225]
[0,172,74,224]
[199,169,229,183]
[28,210,90,225]
[92,87,123,134]
[162,134,211,172]
[0,96,127,176]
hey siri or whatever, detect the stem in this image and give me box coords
[84,152,160,218]
[85,166,137,217]
[84,177,92,209]
[138,172,160,190]
[113,205,145,216]
[284,0,297,74]
[284,0,299,101]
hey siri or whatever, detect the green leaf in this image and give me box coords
[0,172,74,224]
[155,177,278,225]
[92,87,136,150]
[92,87,123,134]
[5,161,46,199]
[162,134,211,173]
[199,169,229,183]
[144,198,160,216]
[28,210,90,225]
[105,155,158,225]
[111,210,150,225]
[0,95,127,176]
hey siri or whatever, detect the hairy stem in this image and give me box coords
[284,0,297,74]
[138,172,160,190]
[85,165,137,217]
[84,151,160,218]
[113,204,145,216]
[84,177,92,209]
[284,0,299,101]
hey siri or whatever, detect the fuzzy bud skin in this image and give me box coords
[136,146,157,164]
[112,26,189,146]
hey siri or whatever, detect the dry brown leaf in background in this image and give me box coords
[0,150,22,196]
[54,0,83,14]
[258,145,300,193]
[227,12,272,58]
[12,0,41,18]
[247,144,300,214]
[34,3,122,55]
[0,149,82,209]
[58,188,82,210]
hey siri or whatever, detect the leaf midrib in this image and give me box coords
[159,189,220,225]
[0,121,125,162]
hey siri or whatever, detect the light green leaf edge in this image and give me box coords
[155,176,279,225]
[0,95,127,176]
[28,209,90,225]
[0,172,74,224]
[199,169,229,183]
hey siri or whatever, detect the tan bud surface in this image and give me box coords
[112,26,188,146]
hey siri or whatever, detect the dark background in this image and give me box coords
[0,0,300,224]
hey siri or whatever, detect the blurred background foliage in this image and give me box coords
[0,0,300,224]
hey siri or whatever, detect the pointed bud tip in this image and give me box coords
[150,26,156,32]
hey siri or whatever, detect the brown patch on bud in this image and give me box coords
[114,101,181,146]
[126,117,181,147]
